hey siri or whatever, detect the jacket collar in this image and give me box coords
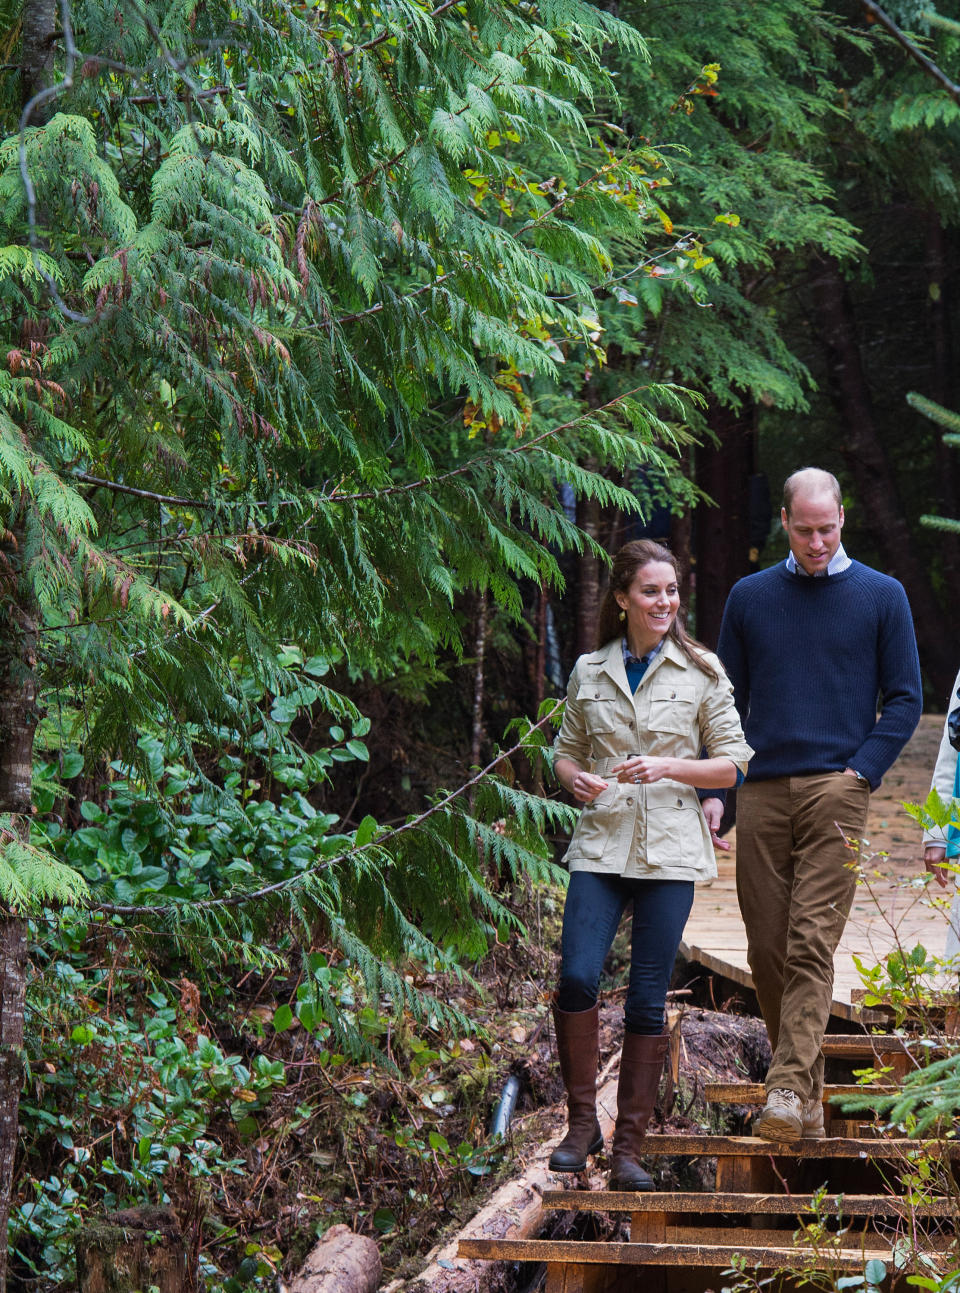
[587,634,688,701]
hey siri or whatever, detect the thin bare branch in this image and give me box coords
[859,0,960,103]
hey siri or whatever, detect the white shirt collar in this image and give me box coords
[785,544,851,577]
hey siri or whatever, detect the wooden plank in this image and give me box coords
[704,1083,897,1104]
[850,989,958,1010]
[458,1239,898,1269]
[715,1153,777,1191]
[663,1226,853,1248]
[541,1191,956,1217]
[821,1035,924,1056]
[545,1265,612,1293]
[665,1226,955,1251]
[629,1211,667,1293]
[637,1134,957,1158]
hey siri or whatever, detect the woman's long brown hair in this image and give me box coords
[595,539,718,680]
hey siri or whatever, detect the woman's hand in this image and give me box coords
[924,844,950,889]
[611,756,675,785]
[701,796,731,853]
[570,770,609,803]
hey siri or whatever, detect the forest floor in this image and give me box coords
[168,716,944,1290]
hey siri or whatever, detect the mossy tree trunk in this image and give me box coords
[2,0,59,1232]
[0,523,36,1293]
[75,1207,186,1293]
[20,0,58,119]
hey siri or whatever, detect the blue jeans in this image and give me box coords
[557,871,694,1035]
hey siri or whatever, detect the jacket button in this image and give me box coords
[676,797,683,807]
[670,691,676,699]
[626,797,634,805]
[628,721,635,729]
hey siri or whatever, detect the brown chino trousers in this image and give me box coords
[736,773,870,1100]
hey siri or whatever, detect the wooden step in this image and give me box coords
[704,1083,897,1104]
[637,1134,958,1157]
[457,1237,903,1269]
[821,1034,923,1056]
[541,1191,955,1216]
[662,1226,954,1249]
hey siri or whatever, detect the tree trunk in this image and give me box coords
[469,591,487,772]
[20,0,59,120]
[812,258,956,695]
[925,211,960,584]
[533,584,547,717]
[75,1207,186,1293]
[0,543,37,1293]
[670,451,693,612]
[575,491,602,657]
[693,407,758,649]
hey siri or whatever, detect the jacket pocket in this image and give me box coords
[572,783,622,859]
[648,683,697,736]
[576,682,620,735]
[645,781,704,867]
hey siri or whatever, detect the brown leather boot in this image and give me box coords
[548,1001,603,1173]
[608,1030,669,1191]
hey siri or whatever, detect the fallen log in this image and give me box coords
[287,1223,381,1293]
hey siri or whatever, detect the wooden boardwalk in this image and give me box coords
[681,714,952,1021]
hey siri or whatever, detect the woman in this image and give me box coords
[922,666,960,958]
[550,539,752,1191]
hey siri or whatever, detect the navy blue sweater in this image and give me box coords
[716,561,922,790]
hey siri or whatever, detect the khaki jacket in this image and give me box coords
[554,636,752,882]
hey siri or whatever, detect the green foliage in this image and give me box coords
[910,393,960,533]
[564,0,864,424]
[14,962,279,1287]
[0,0,699,926]
[904,785,960,836]
[0,820,88,911]
[13,904,520,1288]
[841,1046,960,1135]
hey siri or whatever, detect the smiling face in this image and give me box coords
[615,560,680,653]
[781,489,844,576]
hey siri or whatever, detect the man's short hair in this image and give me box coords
[782,468,842,517]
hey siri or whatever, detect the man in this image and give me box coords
[709,468,922,1141]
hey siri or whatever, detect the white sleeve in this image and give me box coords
[924,667,960,846]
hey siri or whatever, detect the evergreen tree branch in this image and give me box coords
[859,0,960,103]
[332,384,671,501]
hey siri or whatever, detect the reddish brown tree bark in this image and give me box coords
[0,526,36,1293]
[812,258,956,695]
[693,407,758,650]
[20,0,59,119]
[669,447,694,611]
[575,491,602,657]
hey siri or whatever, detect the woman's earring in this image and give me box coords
[618,609,626,622]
